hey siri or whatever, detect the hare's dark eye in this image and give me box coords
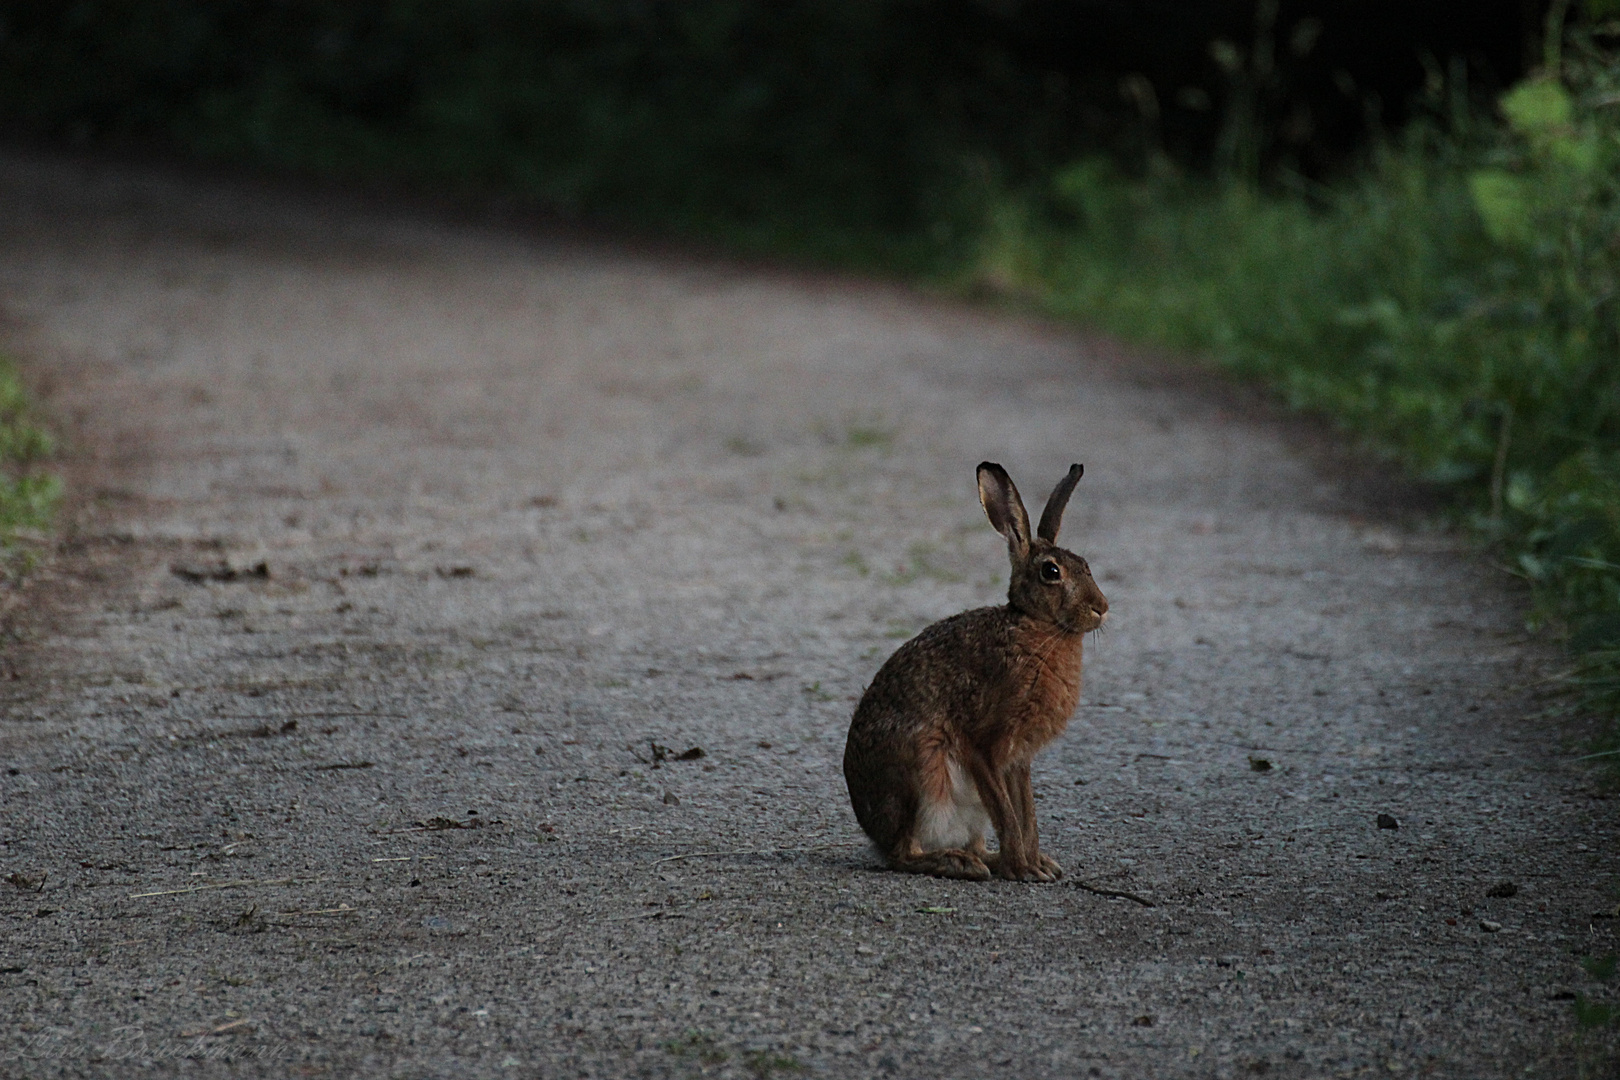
[1040,561,1062,584]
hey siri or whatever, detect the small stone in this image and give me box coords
[1485,880,1517,899]
[1248,757,1272,772]
[1480,919,1502,933]
[662,791,680,806]
[1376,813,1399,830]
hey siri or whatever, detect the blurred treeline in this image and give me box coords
[0,1,1531,261]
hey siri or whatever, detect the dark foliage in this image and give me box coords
[0,1,1534,253]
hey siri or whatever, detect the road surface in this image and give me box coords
[0,151,1615,1078]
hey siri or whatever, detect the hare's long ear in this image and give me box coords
[977,462,1031,560]
[1036,463,1083,543]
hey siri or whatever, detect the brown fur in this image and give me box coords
[842,463,1108,882]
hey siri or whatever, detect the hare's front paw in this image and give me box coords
[1035,852,1064,880]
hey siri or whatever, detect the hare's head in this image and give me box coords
[977,462,1108,633]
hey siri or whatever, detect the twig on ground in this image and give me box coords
[605,910,688,922]
[178,1018,253,1038]
[212,711,408,720]
[128,876,318,899]
[1073,881,1156,907]
[383,817,498,834]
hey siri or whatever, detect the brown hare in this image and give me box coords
[843,462,1107,882]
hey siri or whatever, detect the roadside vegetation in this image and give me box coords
[0,355,58,573]
[976,12,1620,756]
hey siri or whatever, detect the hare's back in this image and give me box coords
[848,605,1013,740]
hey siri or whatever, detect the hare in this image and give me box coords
[842,462,1107,882]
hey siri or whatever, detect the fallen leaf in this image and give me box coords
[171,560,269,583]
[5,871,46,892]
[412,817,472,831]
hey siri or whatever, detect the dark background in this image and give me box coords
[0,1,1547,245]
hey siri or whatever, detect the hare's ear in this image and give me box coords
[1036,463,1083,543]
[977,462,1031,559]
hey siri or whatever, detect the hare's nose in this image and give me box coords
[1093,592,1109,616]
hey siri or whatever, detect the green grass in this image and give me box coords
[971,31,1620,756]
[1577,952,1618,1039]
[0,354,59,571]
[663,1030,729,1067]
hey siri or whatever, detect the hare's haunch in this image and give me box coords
[842,462,1108,882]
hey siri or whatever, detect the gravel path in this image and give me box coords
[0,152,1615,1079]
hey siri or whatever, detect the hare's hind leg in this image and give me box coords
[888,754,994,879]
[887,841,992,881]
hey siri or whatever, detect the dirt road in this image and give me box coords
[0,151,1615,1079]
